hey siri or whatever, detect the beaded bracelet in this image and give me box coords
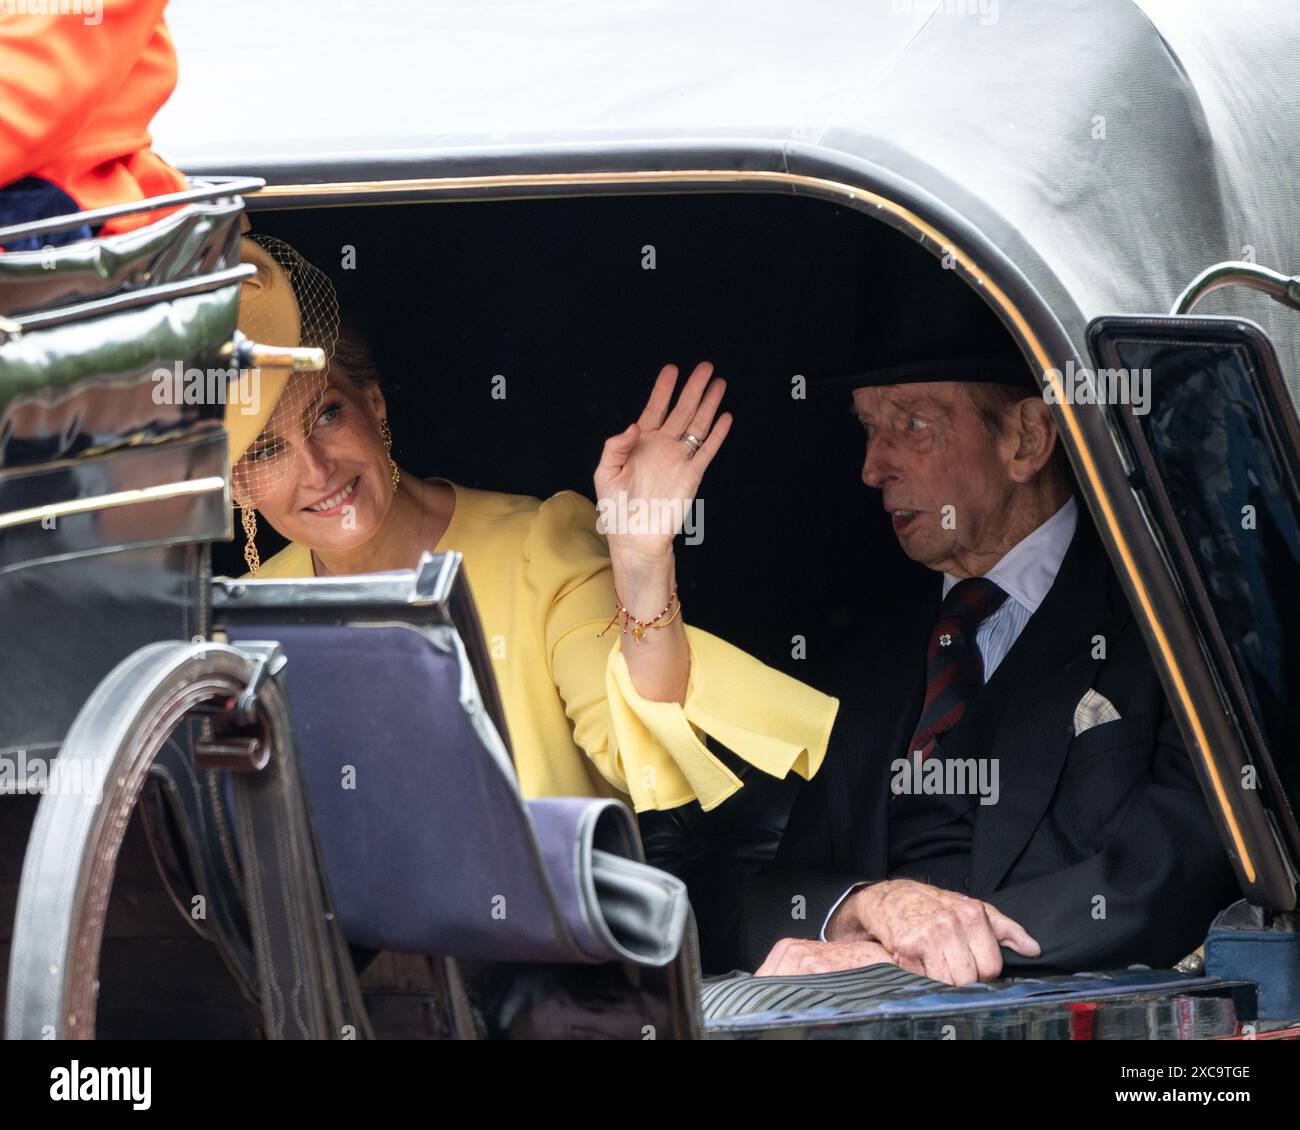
[598,583,681,642]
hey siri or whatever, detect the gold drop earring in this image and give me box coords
[381,418,400,492]
[241,506,260,574]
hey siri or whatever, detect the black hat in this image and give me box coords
[824,262,1034,393]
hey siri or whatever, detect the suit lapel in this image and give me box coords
[968,521,1123,896]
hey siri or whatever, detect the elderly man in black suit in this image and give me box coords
[737,325,1238,985]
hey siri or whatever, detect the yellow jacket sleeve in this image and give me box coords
[524,491,839,812]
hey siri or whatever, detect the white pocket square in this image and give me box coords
[1073,688,1122,736]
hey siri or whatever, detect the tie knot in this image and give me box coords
[940,576,1008,628]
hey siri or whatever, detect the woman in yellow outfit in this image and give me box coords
[229,234,838,812]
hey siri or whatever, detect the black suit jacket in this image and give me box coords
[735,517,1239,973]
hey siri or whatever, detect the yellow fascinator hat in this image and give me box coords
[225,235,303,466]
[226,224,338,572]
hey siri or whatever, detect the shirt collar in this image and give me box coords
[941,495,1078,615]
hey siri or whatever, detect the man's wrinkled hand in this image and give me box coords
[755,937,898,977]
[827,878,1039,985]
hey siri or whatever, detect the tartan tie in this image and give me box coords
[904,577,1008,762]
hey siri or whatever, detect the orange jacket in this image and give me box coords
[0,0,187,236]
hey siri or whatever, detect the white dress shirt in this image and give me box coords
[940,494,1078,680]
[818,495,1079,940]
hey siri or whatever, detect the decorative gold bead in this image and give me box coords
[241,506,260,575]
[380,418,400,493]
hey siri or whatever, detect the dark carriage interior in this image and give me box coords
[229,191,1049,970]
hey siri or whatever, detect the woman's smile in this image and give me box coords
[303,474,361,516]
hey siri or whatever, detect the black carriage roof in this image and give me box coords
[156,0,1300,397]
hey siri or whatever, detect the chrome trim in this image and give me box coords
[0,476,225,532]
[213,548,460,609]
[1174,261,1300,315]
[0,175,265,245]
[5,265,254,336]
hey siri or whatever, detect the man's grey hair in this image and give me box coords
[966,382,1033,439]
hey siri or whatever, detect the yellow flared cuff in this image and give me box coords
[605,626,839,813]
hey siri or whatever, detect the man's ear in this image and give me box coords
[1007,396,1058,483]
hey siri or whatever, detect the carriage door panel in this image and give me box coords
[1088,315,1300,909]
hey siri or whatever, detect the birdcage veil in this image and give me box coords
[230,234,340,509]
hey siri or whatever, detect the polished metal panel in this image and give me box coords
[0,183,254,319]
[0,543,210,757]
[0,192,252,755]
[0,430,229,572]
[0,432,230,754]
[0,287,239,472]
[0,187,250,476]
